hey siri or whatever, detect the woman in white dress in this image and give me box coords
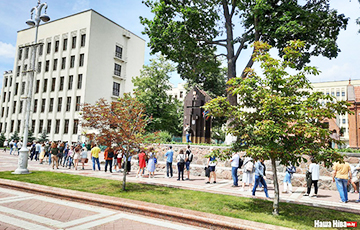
[240,157,254,191]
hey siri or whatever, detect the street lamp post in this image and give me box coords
[13,0,50,174]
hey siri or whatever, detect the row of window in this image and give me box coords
[0,118,79,135]
[1,96,81,118]
[16,54,84,77]
[18,34,86,61]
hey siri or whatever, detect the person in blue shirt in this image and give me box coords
[252,159,270,198]
[165,146,174,178]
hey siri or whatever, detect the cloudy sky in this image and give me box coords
[0,0,359,90]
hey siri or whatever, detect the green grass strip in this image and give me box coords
[0,171,358,230]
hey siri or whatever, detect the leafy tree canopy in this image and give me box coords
[10,131,20,142]
[204,40,350,215]
[38,130,49,143]
[141,0,348,105]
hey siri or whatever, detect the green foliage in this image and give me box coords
[143,131,172,143]
[10,131,20,142]
[37,129,49,143]
[132,55,183,136]
[27,130,36,144]
[0,133,6,147]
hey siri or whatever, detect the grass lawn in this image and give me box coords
[0,171,358,230]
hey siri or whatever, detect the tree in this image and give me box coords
[10,131,20,142]
[27,130,36,144]
[81,94,150,191]
[38,129,49,143]
[141,0,348,105]
[0,133,6,147]
[204,40,350,215]
[132,55,183,136]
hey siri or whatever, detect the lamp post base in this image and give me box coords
[12,147,31,174]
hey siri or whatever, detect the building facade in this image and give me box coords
[0,10,145,143]
[168,83,186,101]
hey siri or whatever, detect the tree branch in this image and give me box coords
[230,0,237,18]
[234,26,254,62]
[200,39,227,47]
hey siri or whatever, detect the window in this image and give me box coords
[61,57,66,69]
[68,75,73,90]
[51,78,56,92]
[73,119,79,134]
[43,79,48,92]
[35,80,40,93]
[64,119,69,134]
[39,120,43,133]
[0,123,2,133]
[47,120,51,133]
[115,45,123,59]
[59,77,64,91]
[23,64,27,76]
[7,92,11,102]
[53,59,58,71]
[15,83,19,95]
[114,64,121,76]
[342,91,345,97]
[37,62,42,73]
[17,120,21,133]
[3,123,6,133]
[17,66,20,77]
[6,107,9,117]
[180,91,183,98]
[57,98,62,112]
[9,77,12,87]
[49,98,54,112]
[79,53,84,67]
[4,78,7,87]
[18,48,22,60]
[343,119,346,124]
[21,82,25,95]
[33,99,38,113]
[70,55,75,68]
[1,107,4,117]
[72,36,76,49]
[25,47,29,59]
[77,74,82,89]
[47,42,51,54]
[331,92,334,96]
[75,96,81,111]
[336,92,340,97]
[113,82,120,96]
[31,120,35,132]
[81,34,86,47]
[55,40,59,52]
[63,38,68,51]
[2,92,5,102]
[19,101,23,113]
[45,60,50,72]
[66,97,71,111]
[10,120,14,133]
[13,101,16,114]
[39,44,43,56]
[55,120,60,134]
[41,99,46,112]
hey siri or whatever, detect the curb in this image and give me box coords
[0,178,294,230]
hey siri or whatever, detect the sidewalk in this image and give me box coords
[1,150,360,216]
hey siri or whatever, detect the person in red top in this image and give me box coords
[104,147,115,173]
[136,150,147,178]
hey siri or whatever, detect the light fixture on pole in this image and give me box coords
[13,0,50,174]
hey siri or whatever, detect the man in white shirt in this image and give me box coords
[3,139,8,152]
[17,141,22,155]
[304,157,320,197]
[230,152,240,187]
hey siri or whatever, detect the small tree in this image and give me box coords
[38,129,49,143]
[27,130,36,144]
[205,40,350,215]
[81,94,150,191]
[10,131,20,142]
[0,133,6,147]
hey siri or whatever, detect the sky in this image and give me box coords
[0,0,359,90]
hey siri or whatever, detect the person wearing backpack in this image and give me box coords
[177,149,186,181]
[283,162,296,194]
[104,146,115,173]
[185,145,193,180]
[230,152,240,187]
[240,157,254,191]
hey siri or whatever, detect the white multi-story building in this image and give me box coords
[0,9,145,142]
[168,83,186,101]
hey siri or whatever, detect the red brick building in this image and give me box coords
[347,81,360,148]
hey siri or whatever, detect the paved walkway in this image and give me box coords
[1,150,360,216]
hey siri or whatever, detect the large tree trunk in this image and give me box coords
[270,157,279,215]
[122,154,128,191]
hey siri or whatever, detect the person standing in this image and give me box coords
[304,157,320,197]
[17,140,22,155]
[9,140,14,155]
[58,142,65,165]
[147,147,156,178]
[3,139,8,152]
[116,148,123,172]
[206,155,217,184]
[136,150,147,178]
[35,142,42,161]
[185,124,192,143]
[230,152,240,187]
[91,144,101,171]
[333,161,352,203]
[283,163,296,194]
[104,147,114,173]
[177,149,186,181]
[80,147,88,170]
[39,143,46,164]
[73,145,81,170]
[185,145,193,180]
[252,159,269,198]
[165,146,174,178]
[50,142,59,169]
[240,157,254,191]
[67,146,74,169]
